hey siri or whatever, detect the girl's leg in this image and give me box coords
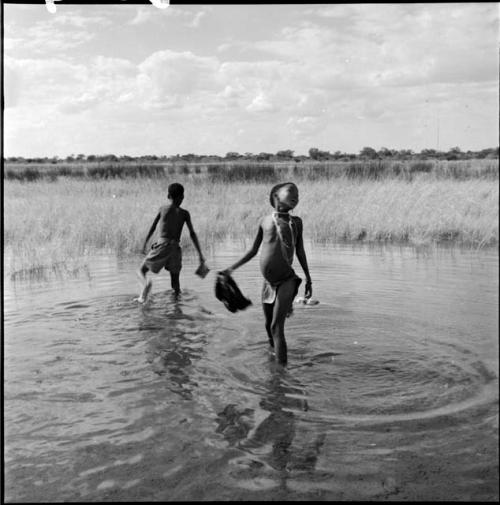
[136,264,152,303]
[271,278,297,365]
[263,303,275,347]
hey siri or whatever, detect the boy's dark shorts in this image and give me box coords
[144,239,182,274]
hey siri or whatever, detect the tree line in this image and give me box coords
[5,146,498,164]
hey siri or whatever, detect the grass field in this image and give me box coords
[4,158,498,182]
[4,172,498,278]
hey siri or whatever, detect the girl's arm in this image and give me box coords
[224,224,263,273]
[295,217,312,298]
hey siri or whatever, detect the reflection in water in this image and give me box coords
[3,244,498,501]
[138,290,209,401]
[216,360,326,491]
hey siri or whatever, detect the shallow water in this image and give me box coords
[4,242,499,501]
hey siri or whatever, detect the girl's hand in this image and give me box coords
[305,280,312,299]
[219,268,233,277]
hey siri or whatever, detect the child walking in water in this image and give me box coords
[136,182,206,302]
[222,182,312,365]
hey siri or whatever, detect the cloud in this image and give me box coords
[3,3,498,156]
[138,50,221,97]
[246,92,275,113]
[127,5,209,28]
[129,7,155,26]
[187,10,207,28]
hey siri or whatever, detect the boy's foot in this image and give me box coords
[136,280,152,303]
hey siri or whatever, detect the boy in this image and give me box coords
[136,182,206,302]
[222,182,312,365]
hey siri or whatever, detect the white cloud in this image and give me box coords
[246,92,275,113]
[188,10,207,28]
[137,50,221,99]
[129,7,155,26]
[3,3,498,156]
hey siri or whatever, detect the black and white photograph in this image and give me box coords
[3,0,499,501]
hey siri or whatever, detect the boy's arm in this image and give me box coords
[142,212,160,253]
[295,217,312,297]
[185,211,206,263]
[224,225,263,273]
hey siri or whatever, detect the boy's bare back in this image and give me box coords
[157,204,190,242]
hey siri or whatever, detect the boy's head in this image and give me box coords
[269,182,299,210]
[168,182,184,204]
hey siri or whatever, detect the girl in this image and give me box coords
[222,182,312,365]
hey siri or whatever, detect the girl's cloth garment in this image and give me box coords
[261,274,302,304]
[144,238,182,274]
[215,272,252,313]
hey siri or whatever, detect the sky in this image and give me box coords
[3,2,499,157]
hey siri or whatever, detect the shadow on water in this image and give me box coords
[137,289,214,401]
[215,359,327,494]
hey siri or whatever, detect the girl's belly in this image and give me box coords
[259,244,294,284]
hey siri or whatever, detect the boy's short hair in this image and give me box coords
[269,182,297,208]
[168,183,184,200]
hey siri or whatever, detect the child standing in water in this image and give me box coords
[222,182,312,365]
[136,182,206,302]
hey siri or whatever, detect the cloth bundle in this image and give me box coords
[215,272,252,313]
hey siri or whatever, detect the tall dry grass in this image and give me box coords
[4,158,498,182]
[4,176,498,277]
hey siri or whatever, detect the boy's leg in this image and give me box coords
[270,278,297,365]
[170,272,181,296]
[263,303,274,347]
[136,263,153,303]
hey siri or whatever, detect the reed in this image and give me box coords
[4,158,498,182]
[4,176,498,277]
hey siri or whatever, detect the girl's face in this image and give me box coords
[276,184,299,210]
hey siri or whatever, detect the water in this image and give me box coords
[4,242,499,501]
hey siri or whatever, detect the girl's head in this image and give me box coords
[269,182,299,211]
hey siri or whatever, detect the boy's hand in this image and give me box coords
[305,280,312,299]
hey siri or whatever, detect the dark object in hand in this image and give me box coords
[215,272,252,313]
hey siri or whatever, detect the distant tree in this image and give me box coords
[308,148,320,160]
[225,152,242,160]
[419,148,438,159]
[256,152,273,161]
[446,146,462,160]
[87,154,97,162]
[378,147,395,158]
[360,146,378,159]
[308,147,330,160]
[395,149,414,160]
[276,149,294,159]
[76,153,86,161]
